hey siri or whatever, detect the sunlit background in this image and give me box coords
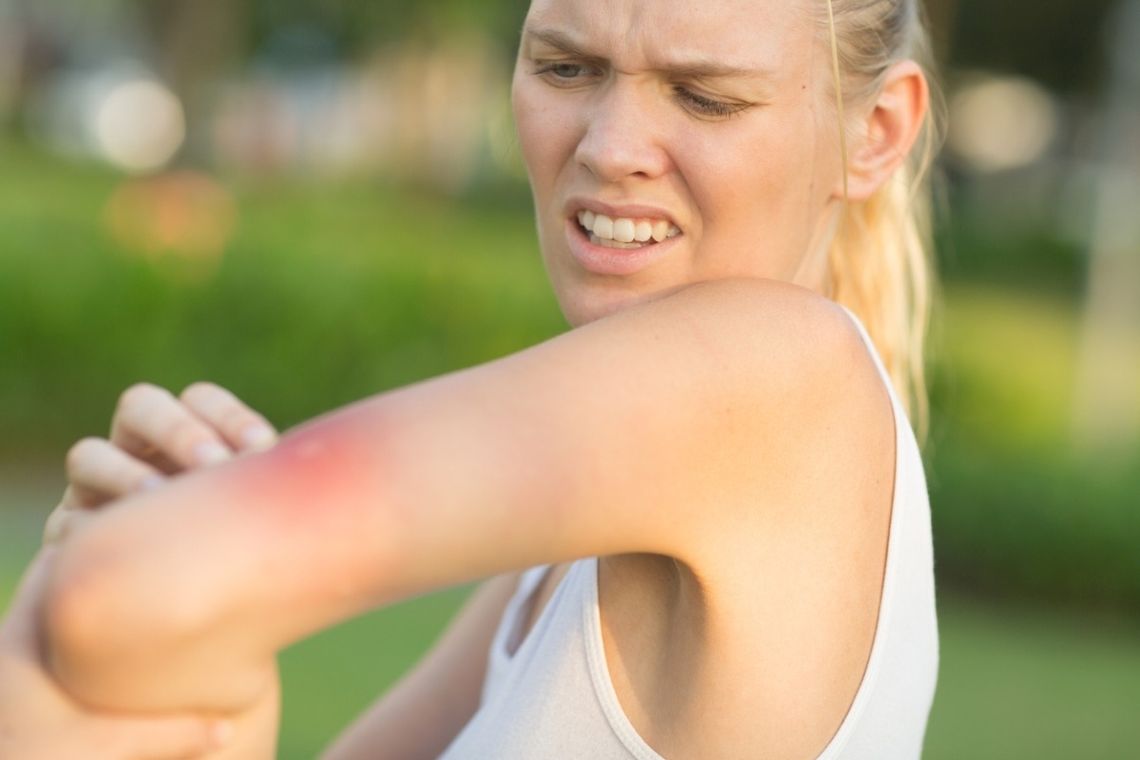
[1,0,1138,757]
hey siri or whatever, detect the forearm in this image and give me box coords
[39,375,499,713]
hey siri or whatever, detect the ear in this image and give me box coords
[841,60,929,202]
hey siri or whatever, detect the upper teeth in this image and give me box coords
[577,210,680,243]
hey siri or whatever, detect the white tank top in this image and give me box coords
[438,308,939,758]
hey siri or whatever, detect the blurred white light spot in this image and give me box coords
[94,79,185,173]
[948,75,1057,173]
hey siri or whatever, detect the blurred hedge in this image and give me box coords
[927,288,1140,609]
[2,142,1137,611]
[0,142,564,453]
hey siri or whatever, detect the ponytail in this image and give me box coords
[828,162,934,439]
[822,0,943,440]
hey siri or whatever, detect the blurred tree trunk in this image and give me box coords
[1073,0,1140,454]
[923,0,959,68]
[138,0,253,159]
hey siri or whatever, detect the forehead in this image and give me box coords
[523,0,817,74]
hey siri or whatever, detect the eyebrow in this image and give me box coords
[523,26,772,81]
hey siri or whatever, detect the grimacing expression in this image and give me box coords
[513,0,848,326]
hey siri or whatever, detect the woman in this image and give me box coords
[3,0,939,756]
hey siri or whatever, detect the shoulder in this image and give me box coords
[668,275,891,480]
[607,277,878,400]
[504,276,881,465]
[620,277,890,458]
[568,276,895,556]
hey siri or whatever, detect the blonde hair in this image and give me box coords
[821,0,943,439]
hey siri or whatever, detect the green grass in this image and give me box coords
[277,587,468,757]
[925,593,1140,759]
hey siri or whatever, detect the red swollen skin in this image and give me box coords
[222,407,407,637]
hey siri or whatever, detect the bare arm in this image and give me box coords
[321,572,519,760]
[41,278,875,713]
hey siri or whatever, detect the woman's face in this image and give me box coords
[513,0,846,325]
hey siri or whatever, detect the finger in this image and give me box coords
[57,484,86,510]
[66,437,165,506]
[42,508,102,549]
[43,503,102,553]
[111,383,234,469]
[118,439,184,477]
[180,382,277,453]
[89,714,232,760]
[43,504,78,545]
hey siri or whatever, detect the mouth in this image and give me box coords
[574,209,681,250]
[563,205,684,277]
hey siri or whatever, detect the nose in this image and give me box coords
[574,79,671,184]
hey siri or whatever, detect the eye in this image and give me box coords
[532,60,599,85]
[673,86,750,119]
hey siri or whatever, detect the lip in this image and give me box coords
[564,216,682,277]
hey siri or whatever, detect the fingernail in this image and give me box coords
[138,475,165,492]
[193,441,232,466]
[209,720,234,748]
[241,425,277,452]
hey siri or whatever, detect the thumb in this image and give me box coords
[90,713,231,760]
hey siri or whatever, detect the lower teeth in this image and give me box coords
[587,231,653,250]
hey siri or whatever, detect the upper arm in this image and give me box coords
[44,278,877,711]
[309,277,866,588]
[321,572,519,760]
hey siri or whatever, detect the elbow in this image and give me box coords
[41,546,119,701]
[40,529,214,710]
[41,544,135,706]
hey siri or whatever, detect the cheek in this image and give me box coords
[679,116,826,277]
[513,82,548,176]
[513,79,577,196]
[697,111,823,224]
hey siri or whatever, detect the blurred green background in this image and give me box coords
[2,0,1139,757]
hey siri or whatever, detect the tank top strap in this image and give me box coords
[836,304,905,414]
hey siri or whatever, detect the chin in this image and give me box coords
[552,276,681,328]
[540,236,693,327]
[561,297,625,328]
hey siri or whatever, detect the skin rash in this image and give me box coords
[226,412,399,606]
[241,413,387,533]
[43,405,408,712]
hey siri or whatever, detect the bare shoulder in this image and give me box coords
[626,277,864,364]
[622,277,883,424]
[600,280,899,758]
[632,277,894,527]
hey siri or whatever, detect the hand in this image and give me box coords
[44,381,277,544]
[32,382,284,756]
[0,549,233,759]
